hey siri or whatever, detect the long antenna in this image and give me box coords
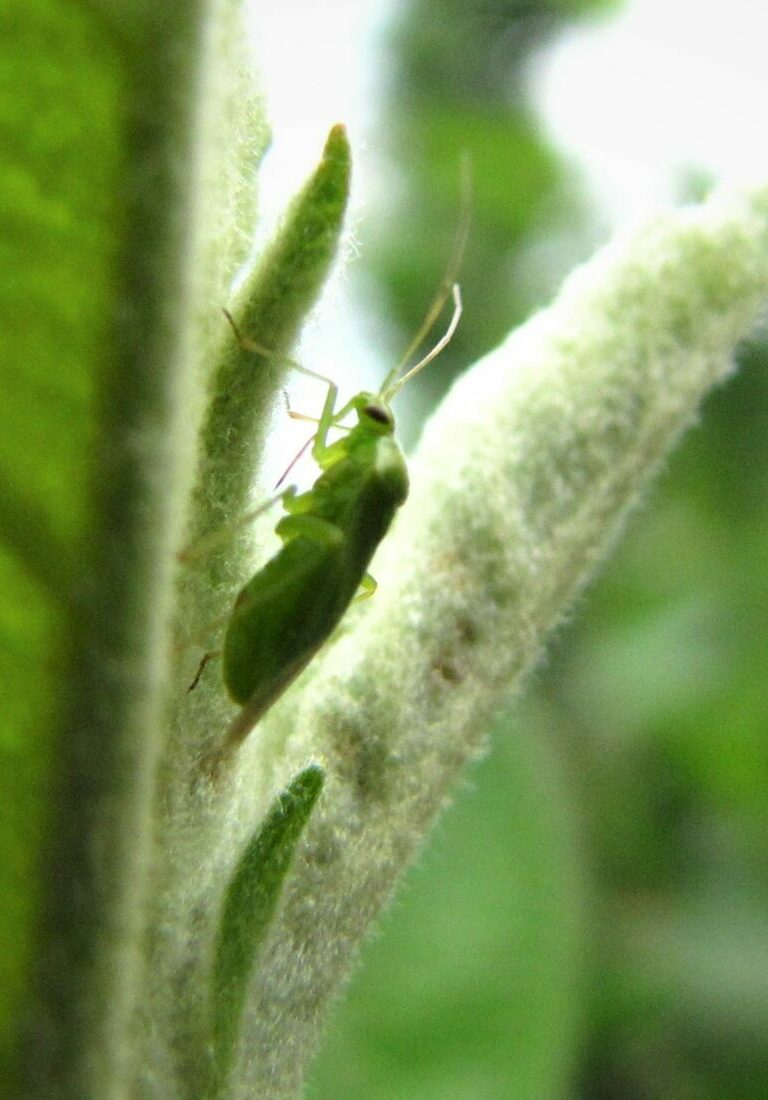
[384,284,462,400]
[379,155,472,398]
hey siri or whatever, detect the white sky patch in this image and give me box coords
[532,0,768,223]
[250,0,768,234]
[249,0,390,226]
[245,0,396,489]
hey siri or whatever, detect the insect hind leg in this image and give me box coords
[353,572,377,602]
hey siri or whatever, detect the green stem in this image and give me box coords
[23,5,214,1097]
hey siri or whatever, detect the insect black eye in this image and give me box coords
[363,404,393,427]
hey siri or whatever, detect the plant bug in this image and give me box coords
[213,280,463,753]
[186,190,470,769]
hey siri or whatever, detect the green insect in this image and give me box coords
[209,281,462,754]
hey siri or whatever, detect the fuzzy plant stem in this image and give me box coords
[25,18,210,1100]
[138,128,351,1100]
[214,183,768,1097]
[20,3,267,1098]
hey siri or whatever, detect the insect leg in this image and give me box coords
[353,572,377,602]
[275,512,345,548]
[178,487,297,564]
[223,308,340,456]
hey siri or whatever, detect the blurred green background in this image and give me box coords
[306,1,768,1097]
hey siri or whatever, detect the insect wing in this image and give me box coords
[222,537,341,707]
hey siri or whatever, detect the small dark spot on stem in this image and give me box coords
[187,651,214,693]
[456,614,479,646]
[432,658,463,685]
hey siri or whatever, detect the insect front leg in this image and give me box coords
[223,305,341,460]
[275,359,340,464]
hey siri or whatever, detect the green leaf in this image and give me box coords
[211,763,325,1094]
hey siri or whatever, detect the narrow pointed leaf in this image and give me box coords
[211,763,325,1092]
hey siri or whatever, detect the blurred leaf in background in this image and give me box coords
[558,331,768,1099]
[359,0,618,434]
[308,700,587,1100]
